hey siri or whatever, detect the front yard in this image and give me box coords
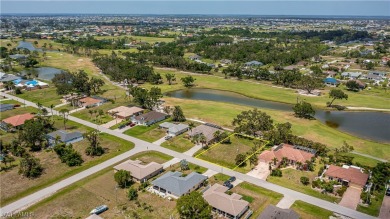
[291,200,334,219]
[160,134,194,152]
[124,121,168,143]
[130,151,173,164]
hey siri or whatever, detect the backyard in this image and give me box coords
[124,120,168,143]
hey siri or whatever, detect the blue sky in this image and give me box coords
[1,1,389,16]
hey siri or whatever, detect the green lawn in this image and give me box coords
[196,135,261,173]
[0,119,134,207]
[232,182,283,218]
[130,151,173,164]
[124,121,168,143]
[163,97,390,160]
[356,190,385,217]
[160,134,194,152]
[17,87,62,107]
[291,200,334,219]
[267,168,341,203]
[0,99,22,105]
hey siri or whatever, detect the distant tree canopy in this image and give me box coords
[129,86,162,110]
[52,70,104,95]
[232,108,274,136]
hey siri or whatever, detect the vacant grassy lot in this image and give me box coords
[0,119,134,206]
[267,167,341,203]
[124,121,168,143]
[24,168,177,219]
[291,200,334,219]
[145,69,390,110]
[160,134,194,152]
[130,151,173,164]
[163,97,390,160]
[17,87,62,107]
[0,106,37,120]
[231,182,283,218]
[196,135,256,173]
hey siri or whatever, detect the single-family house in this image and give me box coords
[46,130,84,145]
[114,160,163,182]
[203,184,250,219]
[189,54,202,61]
[107,106,144,119]
[159,122,189,136]
[257,205,299,219]
[0,113,34,130]
[220,59,232,65]
[341,72,361,79]
[258,144,315,168]
[323,165,369,188]
[0,104,14,112]
[77,96,106,108]
[151,171,207,199]
[365,73,383,81]
[0,72,21,82]
[132,111,168,126]
[245,61,263,67]
[187,124,222,145]
[368,71,388,77]
[323,78,339,87]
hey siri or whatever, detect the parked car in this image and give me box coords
[223,181,233,190]
[165,135,173,140]
[228,176,236,182]
[118,124,126,129]
[90,205,108,215]
[130,123,136,127]
[386,188,390,196]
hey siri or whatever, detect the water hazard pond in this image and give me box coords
[166,88,390,143]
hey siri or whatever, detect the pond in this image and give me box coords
[166,88,390,143]
[16,41,42,52]
[21,67,62,81]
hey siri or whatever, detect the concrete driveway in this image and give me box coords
[101,118,123,129]
[339,187,362,210]
[246,161,270,180]
[379,195,390,219]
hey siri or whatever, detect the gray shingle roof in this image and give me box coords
[152,171,207,197]
[134,111,167,123]
[257,205,299,219]
[47,130,83,143]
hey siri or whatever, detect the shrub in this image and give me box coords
[300,176,310,185]
[336,186,347,196]
[128,187,138,200]
[312,179,321,188]
[271,168,282,177]
[114,170,132,188]
[361,192,371,204]
[15,87,23,94]
[53,143,83,167]
[18,155,43,178]
[317,166,325,176]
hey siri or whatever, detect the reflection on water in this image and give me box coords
[166,88,390,143]
[21,67,62,81]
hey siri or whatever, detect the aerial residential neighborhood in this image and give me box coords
[0,1,389,219]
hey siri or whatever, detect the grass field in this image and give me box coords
[130,151,173,164]
[160,134,194,152]
[0,117,134,207]
[124,121,168,143]
[145,69,390,110]
[231,182,283,218]
[267,167,341,203]
[17,87,63,107]
[23,168,178,219]
[196,135,256,173]
[163,97,390,161]
[94,35,175,43]
[291,200,334,219]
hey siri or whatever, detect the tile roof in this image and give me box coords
[108,106,143,118]
[2,113,34,127]
[152,171,207,197]
[203,184,249,217]
[114,160,163,180]
[258,144,314,164]
[325,165,369,187]
[257,205,299,219]
[187,124,221,143]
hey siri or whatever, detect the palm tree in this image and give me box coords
[98,109,104,123]
[59,109,69,130]
[213,130,222,142]
[199,134,207,149]
[49,104,55,117]
[296,161,303,170]
[272,157,278,166]
[88,110,94,119]
[163,106,172,115]
[54,135,62,146]
[188,122,195,132]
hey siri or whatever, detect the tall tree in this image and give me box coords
[328,89,348,107]
[114,170,132,188]
[165,73,176,85]
[176,191,211,219]
[172,106,186,122]
[232,108,274,136]
[84,130,104,156]
[299,75,323,94]
[293,101,316,119]
[181,76,196,88]
[18,154,43,178]
[59,109,69,130]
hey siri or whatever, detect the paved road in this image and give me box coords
[0,92,376,219]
